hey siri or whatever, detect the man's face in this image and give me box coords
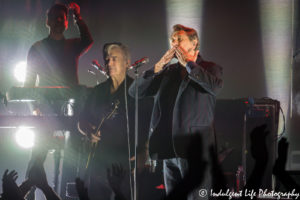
[47,10,68,34]
[105,47,128,79]
[170,30,197,54]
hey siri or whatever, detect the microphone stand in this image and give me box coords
[133,66,139,200]
[129,58,149,200]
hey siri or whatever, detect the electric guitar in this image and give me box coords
[85,99,120,169]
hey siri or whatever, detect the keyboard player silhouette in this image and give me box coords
[23,3,93,199]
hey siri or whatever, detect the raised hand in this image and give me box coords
[2,169,23,200]
[175,46,199,67]
[68,2,80,16]
[250,124,269,164]
[28,160,62,200]
[273,137,289,175]
[75,178,90,200]
[107,163,126,194]
[68,2,82,22]
[154,46,176,73]
[28,160,48,190]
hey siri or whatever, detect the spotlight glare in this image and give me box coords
[15,127,35,148]
[14,61,27,83]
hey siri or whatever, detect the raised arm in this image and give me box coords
[69,2,93,53]
[176,47,223,96]
[128,47,176,98]
[28,159,61,200]
[128,68,165,99]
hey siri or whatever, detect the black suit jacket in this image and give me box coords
[129,55,223,159]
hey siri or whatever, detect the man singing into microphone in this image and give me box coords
[129,24,223,199]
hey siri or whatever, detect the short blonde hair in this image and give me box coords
[103,43,131,62]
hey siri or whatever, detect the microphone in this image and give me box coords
[91,60,109,78]
[87,69,96,75]
[129,57,149,70]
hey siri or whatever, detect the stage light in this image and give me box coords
[259,1,293,131]
[166,0,203,47]
[14,61,27,83]
[15,127,35,148]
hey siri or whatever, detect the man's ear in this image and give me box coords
[46,18,50,27]
[192,39,197,49]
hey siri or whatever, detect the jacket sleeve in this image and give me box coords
[186,61,223,96]
[128,67,166,99]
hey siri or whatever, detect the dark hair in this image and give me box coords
[172,24,200,49]
[103,42,131,63]
[47,3,69,19]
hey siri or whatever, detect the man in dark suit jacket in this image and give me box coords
[78,43,153,200]
[129,24,223,199]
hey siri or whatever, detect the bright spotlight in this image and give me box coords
[15,127,35,148]
[14,61,27,83]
